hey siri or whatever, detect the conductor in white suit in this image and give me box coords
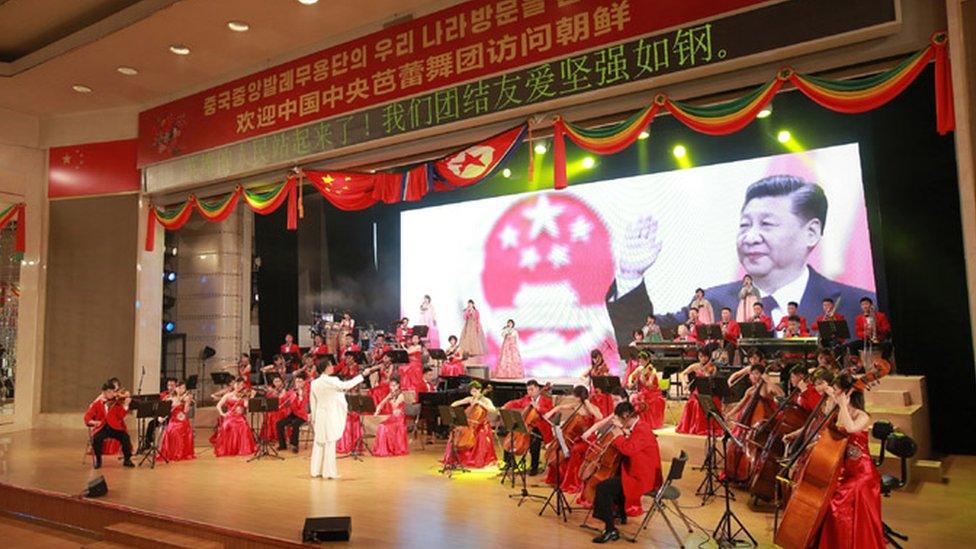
[309,361,380,479]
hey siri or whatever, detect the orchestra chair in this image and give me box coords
[299,423,314,450]
[402,391,425,450]
[629,450,694,546]
[871,421,917,549]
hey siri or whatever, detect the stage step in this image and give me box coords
[913,459,945,483]
[865,389,912,407]
[103,522,223,549]
[83,541,131,549]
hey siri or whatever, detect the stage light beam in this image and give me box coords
[534,143,548,155]
[776,129,805,153]
[582,156,595,169]
[638,130,650,140]
[672,144,692,169]
[777,130,791,143]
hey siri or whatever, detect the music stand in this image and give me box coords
[704,400,756,547]
[694,377,730,503]
[428,349,447,361]
[136,399,172,469]
[340,394,375,461]
[438,405,471,476]
[539,410,574,522]
[386,350,409,364]
[247,397,283,462]
[411,325,429,339]
[739,322,771,339]
[210,372,234,386]
[818,319,850,343]
[591,375,621,395]
[699,324,724,341]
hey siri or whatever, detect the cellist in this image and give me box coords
[814,373,885,549]
[501,379,553,476]
[590,401,663,544]
[442,381,497,469]
[542,385,604,493]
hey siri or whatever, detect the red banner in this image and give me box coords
[49,139,140,199]
[137,0,769,167]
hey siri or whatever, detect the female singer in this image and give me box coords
[495,319,524,379]
[676,349,722,435]
[259,376,289,442]
[627,353,665,429]
[583,349,614,418]
[372,378,409,457]
[735,274,761,323]
[542,385,604,493]
[398,334,426,394]
[816,373,885,549]
[212,378,257,457]
[458,300,487,357]
[419,295,440,348]
[690,288,715,325]
[158,381,195,461]
[440,335,466,377]
[443,381,497,468]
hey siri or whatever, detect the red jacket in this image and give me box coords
[281,388,310,421]
[855,312,891,341]
[721,320,740,344]
[370,344,391,363]
[752,314,773,332]
[503,394,554,442]
[311,344,330,356]
[280,343,299,355]
[776,315,809,333]
[338,343,361,362]
[812,313,845,333]
[84,397,130,433]
[613,419,663,516]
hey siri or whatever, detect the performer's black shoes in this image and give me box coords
[592,528,620,543]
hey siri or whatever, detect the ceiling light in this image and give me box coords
[297,0,319,4]
[72,84,92,93]
[582,156,595,169]
[227,21,250,32]
[672,145,687,159]
[534,143,547,154]
[169,44,191,56]
[117,66,138,76]
[777,130,792,143]
[638,131,650,140]
[502,168,512,178]
[757,106,772,119]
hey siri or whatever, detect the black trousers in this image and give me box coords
[503,427,543,471]
[277,413,306,448]
[144,418,161,447]
[592,476,625,531]
[92,426,132,460]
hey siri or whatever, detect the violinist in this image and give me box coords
[815,373,885,548]
[442,381,497,469]
[218,353,253,393]
[212,378,257,457]
[259,375,289,442]
[626,353,665,429]
[158,380,196,462]
[368,352,394,407]
[790,365,822,413]
[590,401,663,544]
[84,382,135,469]
[140,377,177,453]
[676,348,722,435]
[369,334,390,365]
[395,317,412,346]
[583,349,615,418]
[542,386,604,493]
[372,378,409,456]
[260,354,293,389]
[276,373,310,453]
[501,380,554,475]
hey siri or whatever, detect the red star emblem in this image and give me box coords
[457,151,486,172]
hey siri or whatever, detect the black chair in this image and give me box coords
[630,450,695,546]
[871,421,917,549]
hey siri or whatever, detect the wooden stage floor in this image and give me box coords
[0,428,974,547]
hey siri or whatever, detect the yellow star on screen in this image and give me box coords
[62,154,72,165]
[322,174,334,184]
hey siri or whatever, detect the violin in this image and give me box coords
[501,383,552,456]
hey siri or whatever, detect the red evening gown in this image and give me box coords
[817,431,885,549]
[676,389,722,435]
[372,401,409,457]
[368,381,392,411]
[259,391,288,442]
[440,352,466,377]
[336,412,364,454]
[212,398,256,457]
[545,415,596,490]
[634,374,666,429]
[442,407,497,469]
[158,403,195,461]
[399,350,426,394]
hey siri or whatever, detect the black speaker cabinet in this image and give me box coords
[303,516,351,542]
[84,475,108,498]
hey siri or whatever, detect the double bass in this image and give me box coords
[578,420,624,504]
[500,383,552,456]
[747,387,811,501]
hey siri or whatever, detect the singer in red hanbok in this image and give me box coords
[158,383,196,462]
[212,380,256,457]
[440,335,466,377]
[816,375,885,549]
[442,382,497,469]
[371,380,409,457]
[676,350,722,435]
[494,320,524,379]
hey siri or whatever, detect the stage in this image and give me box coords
[0,426,973,548]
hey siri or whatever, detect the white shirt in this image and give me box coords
[309,374,364,442]
[757,266,810,338]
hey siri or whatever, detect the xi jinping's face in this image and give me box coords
[737,195,821,282]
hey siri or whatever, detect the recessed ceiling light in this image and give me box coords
[227,21,250,32]
[72,84,92,93]
[117,66,138,76]
[297,0,319,4]
[169,44,191,55]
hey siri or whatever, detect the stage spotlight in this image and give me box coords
[163,270,177,283]
[638,130,650,140]
[163,321,175,333]
[777,130,791,143]
[166,246,178,257]
[534,143,547,154]
[757,106,773,119]
[582,156,595,169]
[672,145,687,158]
[502,168,512,178]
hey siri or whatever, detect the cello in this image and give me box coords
[725,377,776,483]
[453,385,493,451]
[543,406,590,467]
[747,387,811,501]
[774,405,846,549]
[578,420,624,504]
[500,383,552,456]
